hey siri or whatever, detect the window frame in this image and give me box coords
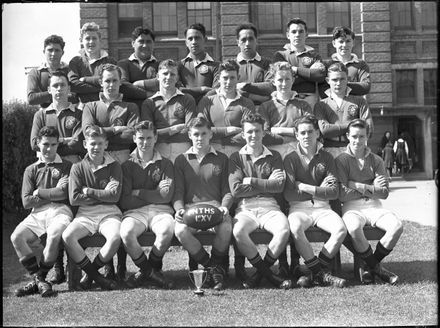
[152,2,178,36]
[423,68,437,105]
[390,1,415,30]
[117,3,144,39]
[326,2,351,34]
[395,69,418,105]
[187,2,212,35]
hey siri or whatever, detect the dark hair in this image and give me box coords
[158,59,178,71]
[241,113,265,128]
[37,126,59,141]
[134,120,157,135]
[131,26,155,41]
[235,23,258,39]
[327,62,348,75]
[347,119,369,135]
[287,18,308,32]
[184,23,206,38]
[98,63,122,79]
[84,125,107,139]
[49,70,70,85]
[44,35,65,50]
[332,26,355,41]
[219,59,239,74]
[188,116,212,130]
[294,114,319,131]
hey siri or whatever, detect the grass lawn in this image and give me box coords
[2,213,437,326]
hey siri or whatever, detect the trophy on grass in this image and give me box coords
[188,269,208,295]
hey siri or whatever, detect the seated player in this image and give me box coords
[319,26,370,99]
[11,126,73,297]
[258,61,313,158]
[229,113,292,289]
[141,59,197,162]
[336,119,403,285]
[62,125,123,291]
[119,120,175,289]
[283,115,347,288]
[173,117,233,291]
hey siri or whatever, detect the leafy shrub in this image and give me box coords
[2,99,39,217]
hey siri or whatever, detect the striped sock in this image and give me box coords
[76,256,98,279]
[318,251,332,269]
[133,252,152,275]
[374,242,392,263]
[93,253,106,269]
[249,253,271,277]
[37,260,53,280]
[20,256,39,275]
[304,256,321,275]
[264,251,277,268]
[149,248,163,271]
[359,245,379,269]
[193,247,210,268]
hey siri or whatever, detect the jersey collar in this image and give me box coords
[237,52,262,63]
[45,102,77,115]
[183,52,214,67]
[36,153,63,165]
[239,145,272,163]
[331,53,360,64]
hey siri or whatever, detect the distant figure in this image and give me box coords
[401,131,416,172]
[380,131,394,178]
[393,134,409,175]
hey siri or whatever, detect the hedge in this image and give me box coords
[2,100,39,217]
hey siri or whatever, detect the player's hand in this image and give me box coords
[218,206,229,220]
[270,127,284,135]
[82,187,89,196]
[79,77,85,82]
[158,179,172,194]
[295,181,305,191]
[347,181,358,190]
[169,124,186,135]
[374,175,388,188]
[226,126,242,135]
[133,80,145,88]
[236,82,248,91]
[268,169,286,182]
[321,175,337,187]
[200,86,212,92]
[105,180,119,191]
[61,137,73,144]
[113,126,127,134]
[56,176,69,188]
[32,189,39,197]
[174,209,185,223]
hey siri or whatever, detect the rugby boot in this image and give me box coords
[314,270,347,288]
[234,264,249,284]
[79,273,93,290]
[49,250,66,284]
[242,270,263,289]
[359,260,374,284]
[202,268,214,288]
[125,271,148,289]
[14,280,38,297]
[94,273,118,290]
[211,265,226,291]
[278,262,290,279]
[265,272,292,290]
[149,269,174,289]
[102,263,116,280]
[372,264,399,285]
[34,276,55,297]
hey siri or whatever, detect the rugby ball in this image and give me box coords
[182,203,224,230]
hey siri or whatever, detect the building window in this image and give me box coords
[390,2,414,30]
[326,2,350,34]
[187,2,212,34]
[291,3,317,33]
[256,2,282,34]
[421,2,437,30]
[153,2,177,35]
[118,3,143,38]
[396,70,417,104]
[424,69,437,105]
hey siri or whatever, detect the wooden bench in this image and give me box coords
[66,226,385,290]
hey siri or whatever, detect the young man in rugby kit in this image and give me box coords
[229,113,292,289]
[141,59,198,162]
[119,120,175,289]
[11,126,73,297]
[283,115,347,288]
[62,126,122,291]
[173,117,233,291]
[336,119,403,285]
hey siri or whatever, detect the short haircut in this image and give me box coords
[347,119,369,135]
[294,114,319,131]
[49,70,70,85]
[134,120,157,135]
[188,116,212,130]
[219,59,239,74]
[327,62,348,75]
[332,26,355,40]
[184,23,207,38]
[287,18,308,32]
[241,112,265,128]
[269,61,294,80]
[98,63,122,79]
[158,59,178,71]
[37,126,59,141]
[131,26,155,41]
[44,35,65,50]
[235,23,258,39]
[84,125,107,140]
[80,22,101,41]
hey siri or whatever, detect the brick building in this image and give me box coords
[80,1,437,178]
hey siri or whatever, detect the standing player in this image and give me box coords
[229,113,292,289]
[141,59,197,162]
[62,125,122,291]
[119,120,175,289]
[27,35,77,109]
[284,115,347,288]
[173,117,233,291]
[117,26,159,110]
[69,22,117,108]
[11,126,73,297]
[336,119,403,284]
[319,26,371,99]
[179,23,219,104]
[273,18,326,108]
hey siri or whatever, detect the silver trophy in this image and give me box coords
[188,269,208,295]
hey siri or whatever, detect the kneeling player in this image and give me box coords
[62,126,123,291]
[229,113,292,289]
[119,120,175,289]
[336,119,403,284]
[11,126,73,297]
[173,117,233,291]
[284,115,347,288]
